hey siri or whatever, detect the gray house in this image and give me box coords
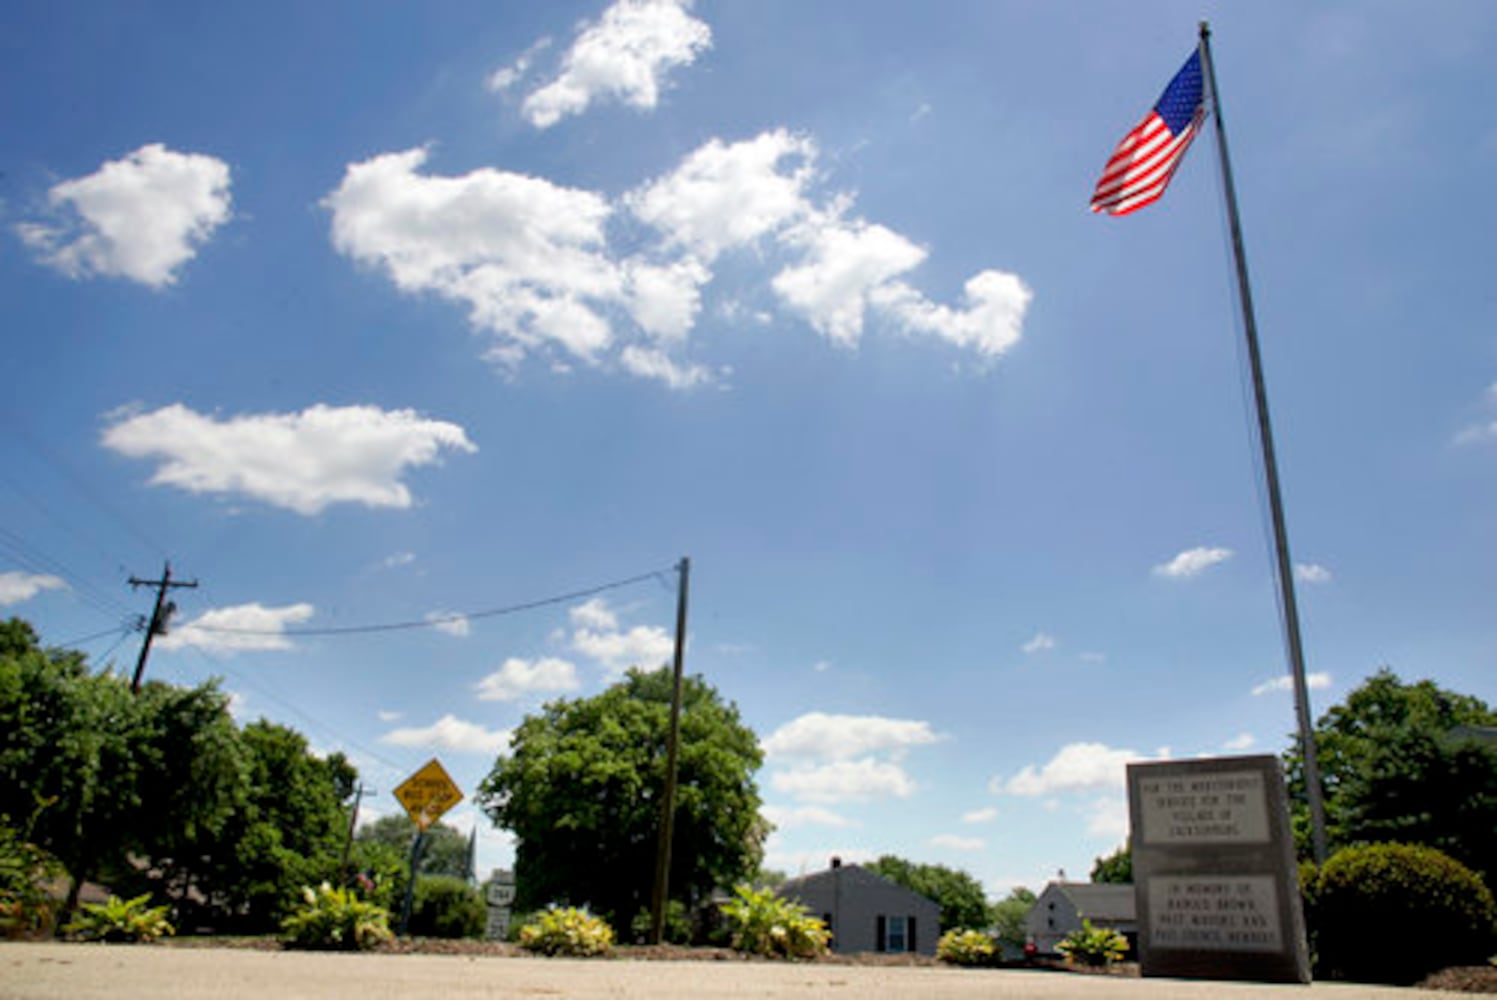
[779,858,940,956]
[1025,881,1137,956]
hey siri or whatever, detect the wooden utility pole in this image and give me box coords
[649,556,691,944]
[128,561,197,693]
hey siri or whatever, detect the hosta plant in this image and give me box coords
[0,819,62,939]
[518,905,615,957]
[63,894,175,943]
[1056,919,1128,967]
[937,928,997,966]
[281,882,393,951]
[718,884,830,960]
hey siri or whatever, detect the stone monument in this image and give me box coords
[1127,754,1310,983]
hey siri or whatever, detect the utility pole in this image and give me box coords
[128,561,197,693]
[340,782,367,885]
[649,556,691,944]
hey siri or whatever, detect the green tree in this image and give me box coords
[866,856,990,933]
[1089,841,1132,884]
[478,667,765,925]
[357,814,470,878]
[989,887,1036,951]
[1287,669,1497,875]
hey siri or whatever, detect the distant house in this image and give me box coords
[779,858,940,956]
[1025,881,1137,956]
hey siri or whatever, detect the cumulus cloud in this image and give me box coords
[931,834,984,851]
[101,403,475,515]
[520,0,711,128]
[1153,546,1233,579]
[1294,563,1332,584]
[771,217,927,345]
[17,143,231,287]
[0,571,68,606]
[381,714,511,754]
[569,597,619,631]
[760,804,854,830]
[488,37,552,93]
[1222,732,1256,752]
[619,346,714,389]
[1086,796,1130,840]
[157,602,314,654]
[475,657,580,700]
[999,742,1150,797]
[962,806,999,824]
[762,712,942,761]
[1251,672,1332,697]
[1022,632,1056,655]
[566,598,673,673]
[771,758,915,803]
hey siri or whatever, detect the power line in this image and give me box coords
[186,565,676,637]
[55,623,138,650]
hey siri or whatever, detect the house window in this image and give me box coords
[887,915,907,953]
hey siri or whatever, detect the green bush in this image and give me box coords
[0,818,62,939]
[281,882,393,951]
[937,928,996,966]
[1313,843,1497,984]
[518,906,614,957]
[1056,919,1127,967]
[63,894,175,943]
[718,884,830,959]
[409,876,485,939]
[630,899,692,944]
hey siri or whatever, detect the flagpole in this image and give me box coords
[1197,21,1329,865]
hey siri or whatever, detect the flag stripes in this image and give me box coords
[1090,49,1206,216]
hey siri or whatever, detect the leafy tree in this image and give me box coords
[478,667,765,925]
[866,855,989,933]
[1287,669,1497,876]
[357,814,470,878]
[1089,841,1132,884]
[989,887,1036,950]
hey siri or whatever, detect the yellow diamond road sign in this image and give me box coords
[393,758,463,831]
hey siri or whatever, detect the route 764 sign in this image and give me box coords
[393,758,463,831]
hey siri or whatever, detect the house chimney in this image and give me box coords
[830,856,842,869]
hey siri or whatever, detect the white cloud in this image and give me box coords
[1294,563,1332,584]
[869,270,1032,359]
[771,217,927,346]
[569,597,619,632]
[762,712,942,761]
[1251,672,1332,696]
[158,602,315,654]
[383,551,417,569]
[475,657,580,701]
[378,710,402,723]
[619,346,714,389]
[1222,732,1256,752]
[931,834,984,851]
[487,37,551,93]
[962,806,999,824]
[1153,546,1233,579]
[0,571,68,606]
[426,612,471,637]
[381,714,511,754]
[101,403,475,515]
[573,623,674,672]
[1022,632,1056,655]
[521,0,711,129]
[760,804,854,830]
[1000,742,1148,797]
[1455,421,1497,445]
[17,143,231,287]
[1085,796,1131,840]
[771,757,915,803]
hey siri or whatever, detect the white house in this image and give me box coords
[1025,881,1137,956]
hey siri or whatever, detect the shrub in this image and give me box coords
[63,894,175,943]
[518,906,615,957]
[937,928,997,966]
[409,876,485,939]
[718,884,830,959]
[281,882,393,951]
[1056,920,1128,967]
[0,818,62,939]
[1313,843,1497,984]
[629,899,692,944]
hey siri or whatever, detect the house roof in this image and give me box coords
[1048,882,1136,921]
[780,863,939,910]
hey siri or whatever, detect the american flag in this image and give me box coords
[1091,49,1206,216]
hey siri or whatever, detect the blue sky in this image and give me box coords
[4,0,1496,898]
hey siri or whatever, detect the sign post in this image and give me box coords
[392,759,463,935]
[485,868,516,941]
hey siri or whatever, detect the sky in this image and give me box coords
[3,0,1496,901]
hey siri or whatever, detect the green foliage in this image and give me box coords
[989,887,1036,951]
[718,884,830,959]
[346,838,408,912]
[479,667,765,925]
[518,905,615,957]
[1056,919,1128,967]
[1089,842,1132,884]
[281,882,393,951]
[0,810,62,938]
[630,898,692,944]
[409,876,485,939]
[866,855,989,933]
[1311,843,1497,984]
[1287,670,1497,874]
[357,815,471,878]
[63,893,175,943]
[937,928,996,966]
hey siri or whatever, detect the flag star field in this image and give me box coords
[2,0,1495,895]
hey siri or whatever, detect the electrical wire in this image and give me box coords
[55,622,139,649]
[186,564,678,637]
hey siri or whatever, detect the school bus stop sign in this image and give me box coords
[393,758,463,831]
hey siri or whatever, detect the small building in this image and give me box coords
[1025,881,1137,956]
[779,858,940,956]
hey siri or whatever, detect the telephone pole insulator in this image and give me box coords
[128,561,198,693]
